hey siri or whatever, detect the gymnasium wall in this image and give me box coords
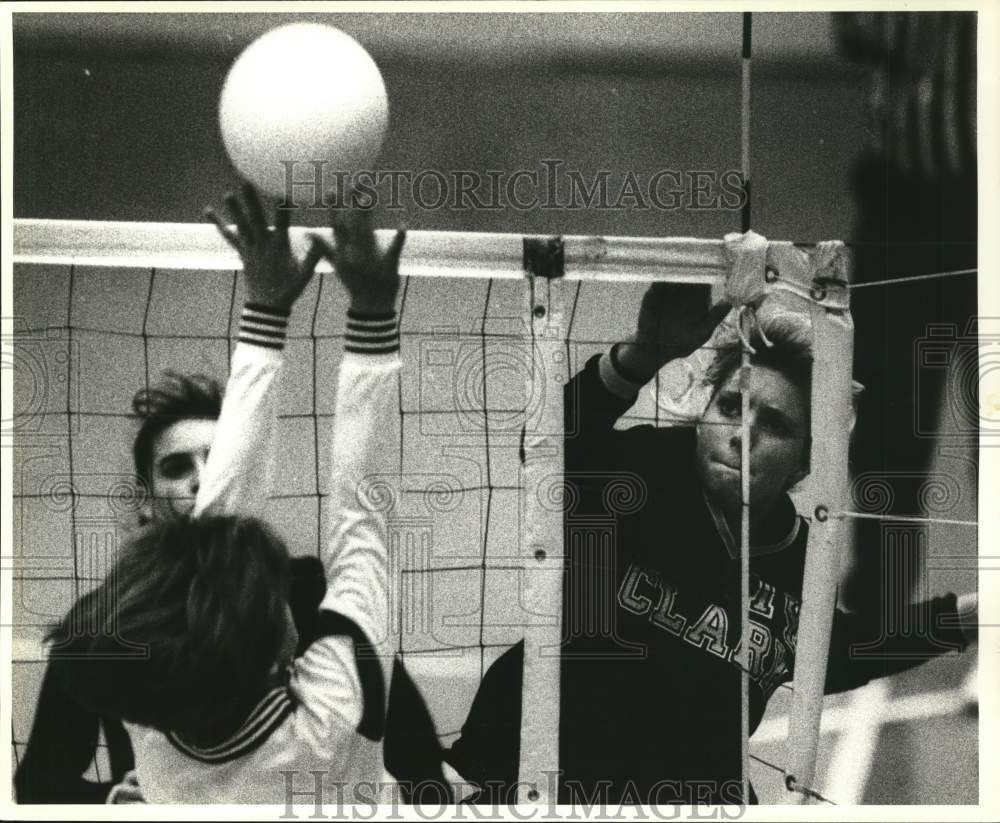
[13,18,863,238]
[9,12,977,804]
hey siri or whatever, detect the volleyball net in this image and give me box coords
[7,216,868,805]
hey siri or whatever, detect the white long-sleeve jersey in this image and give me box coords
[126,307,401,806]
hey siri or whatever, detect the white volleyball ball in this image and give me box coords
[219,23,388,198]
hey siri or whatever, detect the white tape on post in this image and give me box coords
[781,246,854,803]
[517,274,568,806]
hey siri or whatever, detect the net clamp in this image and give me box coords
[523,236,565,279]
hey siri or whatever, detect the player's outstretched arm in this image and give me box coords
[311,205,405,637]
[194,184,322,518]
[824,590,978,694]
[282,203,405,745]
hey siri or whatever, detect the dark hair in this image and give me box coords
[705,318,813,400]
[47,515,292,743]
[704,316,814,479]
[132,372,223,489]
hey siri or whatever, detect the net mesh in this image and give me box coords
[8,220,842,801]
[10,234,700,768]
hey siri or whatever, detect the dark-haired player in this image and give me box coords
[445,284,978,805]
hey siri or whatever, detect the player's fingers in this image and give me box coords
[223,192,253,242]
[330,206,345,235]
[645,282,701,318]
[705,300,732,327]
[677,283,711,306]
[646,281,684,299]
[644,283,706,328]
[347,202,375,240]
[203,207,242,252]
[329,215,356,266]
[308,232,338,264]
[384,227,407,271]
[241,182,270,240]
[642,282,669,308]
[332,209,377,261]
[694,300,731,340]
[301,236,326,279]
[352,202,375,242]
[273,204,292,237]
[330,207,352,249]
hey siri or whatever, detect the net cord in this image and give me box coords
[741,12,752,235]
[13,219,731,285]
[739,316,752,805]
[837,511,977,527]
[739,12,753,803]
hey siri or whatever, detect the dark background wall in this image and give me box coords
[14,12,865,243]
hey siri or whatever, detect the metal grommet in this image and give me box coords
[785,775,797,792]
[810,284,828,302]
[814,505,829,522]
[764,265,779,283]
[533,304,546,318]
[527,789,540,802]
[534,548,547,561]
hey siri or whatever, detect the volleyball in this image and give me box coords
[219,22,389,198]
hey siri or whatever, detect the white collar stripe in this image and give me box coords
[183,690,289,756]
[703,493,801,559]
[166,687,294,763]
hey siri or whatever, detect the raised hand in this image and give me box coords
[310,202,406,316]
[618,283,731,382]
[205,183,322,313]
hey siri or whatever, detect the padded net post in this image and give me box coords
[516,273,569,805]
[772,242,854,803]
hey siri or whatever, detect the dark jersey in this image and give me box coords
[446,354,968,804]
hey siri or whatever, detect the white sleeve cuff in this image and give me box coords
[599,350,644,400]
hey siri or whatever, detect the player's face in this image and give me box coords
[147,418,217,521]
[695,364,808,522]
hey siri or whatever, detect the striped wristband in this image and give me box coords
[239,303,289,350]
[345,309,400,355]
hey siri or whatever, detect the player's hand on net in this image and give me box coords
[619,283,731,381]
[310,196,406,316]
[205,182,321,313]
